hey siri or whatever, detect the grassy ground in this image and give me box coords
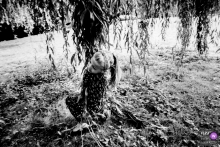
[0,16,220,146]
[1,45,220,147]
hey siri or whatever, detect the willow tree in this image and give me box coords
[136,0,219,69]
[194,0,219,55]
[0,0,120,70]
[68,0,121,71]
[162,1,218,54]
[1,0,220,70]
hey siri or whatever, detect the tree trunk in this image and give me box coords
[195,0,209,55]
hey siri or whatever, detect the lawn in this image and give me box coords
[0,17,220,146]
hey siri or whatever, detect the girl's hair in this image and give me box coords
[92,51,120,87]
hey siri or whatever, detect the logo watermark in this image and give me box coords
[210,132,218,140]
[199,130,220,146]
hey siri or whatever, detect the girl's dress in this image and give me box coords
[66,67,108,122]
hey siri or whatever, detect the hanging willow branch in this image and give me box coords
[176,0,194,69]
[68,0,121,73]
[1,0,220,72]
[44,8,56,70]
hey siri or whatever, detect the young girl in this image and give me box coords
[66,50,120,123]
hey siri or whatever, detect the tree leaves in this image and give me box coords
[72,123,90,132]
[68,0,122,71]
[70,53,76,65]
[80,9,87,26]
[90,11,95,21]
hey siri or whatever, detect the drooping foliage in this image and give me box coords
[0,0,220,70]
[68,0,121,71]
[135,0,220,69]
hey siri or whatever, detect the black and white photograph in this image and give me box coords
[0,0,220,146]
